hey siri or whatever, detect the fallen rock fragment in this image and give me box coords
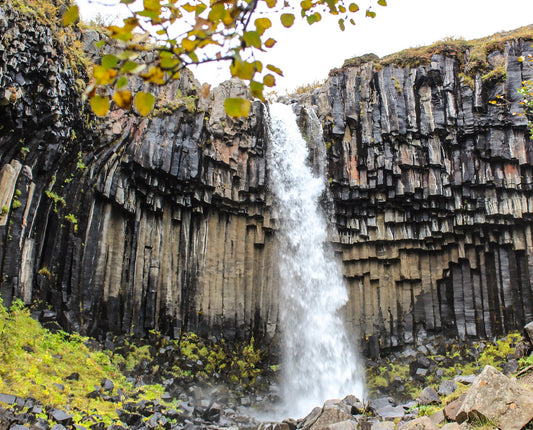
[455,365,533,430]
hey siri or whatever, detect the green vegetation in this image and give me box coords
[45,190,66,212]
[365,332,525,400]
[9,0,92,79]
[0,298,273,426]
[342,25,533,86]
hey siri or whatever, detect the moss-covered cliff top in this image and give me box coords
[342,24,533,71]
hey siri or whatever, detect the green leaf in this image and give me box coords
[366,9,376,18]
[243,31,261,49]
[90,95,110,117]
[101,54,119,69]
[115,77,128,89]
[120,61,146,74]
[135,92,155,116]
[280,13,295,28]
[338,18,345,31]
[224,98,251,118]
[307,12,321,24]
[208,3,225,21]
[348,3,359,12]
[377,0,387,5]
[94,40,106,49]
[62,5,79,26]
[250,81,264,100]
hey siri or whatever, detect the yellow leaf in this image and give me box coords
[255,17,272,35]
[366,9,376,18]
[90,95,110,117]
[280,13,295,28]
[62,5,79,26]
[263,74,276,87]
[377,0,387,5]
[224,98,251,117]
[348,3,359,12]
[200,83,211,99]
[264,0,277,8]
[142,66,165,84]
[93,66,118,85]
[265,38,277,48]
[182,38,197,52]
[230,59,256,80]
[300,0,312,11]
[113,90,133,109]
[135,92,155,116]
[266,64,283,76]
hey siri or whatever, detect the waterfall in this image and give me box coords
[267,103,364,419]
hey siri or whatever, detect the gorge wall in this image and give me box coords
[1,3,533,353]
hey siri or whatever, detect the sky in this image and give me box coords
[77,0,533,93]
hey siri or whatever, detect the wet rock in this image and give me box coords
[418,387,440,405]
[65,373,80,381]
[457,366,533,429]
[437,380,457,396]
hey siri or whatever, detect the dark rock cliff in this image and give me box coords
[312,36,533,353]
[2,4,533,353]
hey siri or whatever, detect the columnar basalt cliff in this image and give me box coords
[2,3,533,351]
[313,36,533,352]
[0,4,279,341]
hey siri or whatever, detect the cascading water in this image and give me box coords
[267,103,364,418]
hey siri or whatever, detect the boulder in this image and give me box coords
[443,395,465,422]
[301,401,355,430]
[525,321,533,344]
[455,365,533,430]
[324,420,358,430]
[397,416,438,430]
[375,405,405,420]
[370,422,395,430]
[418,387,440,405]
[438,380,457,396]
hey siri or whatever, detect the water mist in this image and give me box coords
[267,103,364,419]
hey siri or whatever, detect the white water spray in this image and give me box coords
[267,103,364,418]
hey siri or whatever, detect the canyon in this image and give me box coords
[1,3,533,358]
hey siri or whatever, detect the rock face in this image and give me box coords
[313,40,533,351]
[2,5,533,348]
[0,5,278,340]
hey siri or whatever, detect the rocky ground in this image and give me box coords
[1,301,533,430]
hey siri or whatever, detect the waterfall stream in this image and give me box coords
[267,103,364,418]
